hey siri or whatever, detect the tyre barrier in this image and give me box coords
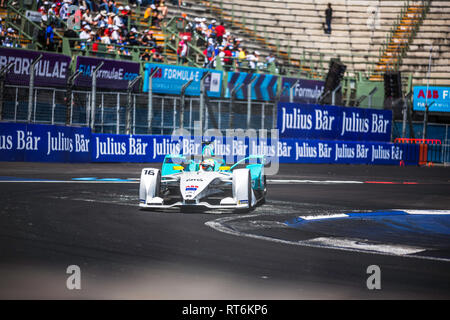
[394,138,444,165]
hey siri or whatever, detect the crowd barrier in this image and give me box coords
[0,122,419,165]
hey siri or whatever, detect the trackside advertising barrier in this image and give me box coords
[75,56,140,90]
[91,133,418,165]
[142,63,223,97]
[1,124,418,165]
[0,47,71,87]
[278,102,392,142]
[225,72,278,101]
[0,123,91,162]
[413,86,450,113]
[279,78,325,104]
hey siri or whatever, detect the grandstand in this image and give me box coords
[201,0,449,86]
[0,0,449,119]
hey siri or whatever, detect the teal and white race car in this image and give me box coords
[139,142,267,211]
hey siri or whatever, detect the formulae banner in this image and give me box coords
[0,123,91,162]
[0,47,71,87]
[278,102,392,142]
[280,77,325,104]
[142,63,223,97]
[413,86,450,113]
[75,56,140,90]
[91,133,418,165]
[225,72,278,101]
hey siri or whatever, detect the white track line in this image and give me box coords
[205,212,450,263]
[267,179,364,184]
[0,179,366,184]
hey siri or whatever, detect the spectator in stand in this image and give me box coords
[144,4,161,28]
[324,3,332,34]
[45,22,55,51]
[158,1,168,20]
[59,0,70,22]
[100,28,111,45]
[152,47,164,62]
[254,51,265,69]
[223,45,233,70]
[140,29,156,47]
[127,27,140,46]
[215,21,225,46]
[177,35,188,65]
[81,0,94,12]
[234,37,242,50]
[2,27,18,47]
[208,19,216,40]
[204,39,215,67]
[237,46,246,68]
[119,6,131,28]
[82,7,95,25]
[94,10,108,26]
[110,25,120,44]
[266,53,275,66]
[79,24,91,40]
[92,36,100,54]
[0,19,5,45]
[141,48,152,61]
[246,50,257,69]
[108,0,119,14]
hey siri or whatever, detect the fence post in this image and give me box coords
[331,83,342,106]
[147,67,160,134]
[180,79,194,129]
[200,71,211,133]
[116,93,120,134]
[66,70,82,126]
[367,86,378,109]
[126,75,142,135]
[0,62,13,121]
[230,82,244,129]
[101,94,104,133]
[290,79,300,103]
[247,76,257,129]
[28,55,43,123]
[51,90,56,125]
[90,62,104,131]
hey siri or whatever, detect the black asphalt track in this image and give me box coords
[0,162,449,299]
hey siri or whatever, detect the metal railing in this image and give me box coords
[0,85,276,135]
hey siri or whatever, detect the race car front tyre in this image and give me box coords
[233,168,253,211]
[139,168,161,204]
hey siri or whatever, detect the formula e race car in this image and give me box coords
[139,142,267,211]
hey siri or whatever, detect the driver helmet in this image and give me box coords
[200,158,215,171]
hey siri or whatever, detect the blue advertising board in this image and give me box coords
[142,63,223,97]
[225,72,278,101]
[91,133,417,165]
[278,102,392,142]
[413,86,450,112]
[0,123,91,162]
[1,123,417,165]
